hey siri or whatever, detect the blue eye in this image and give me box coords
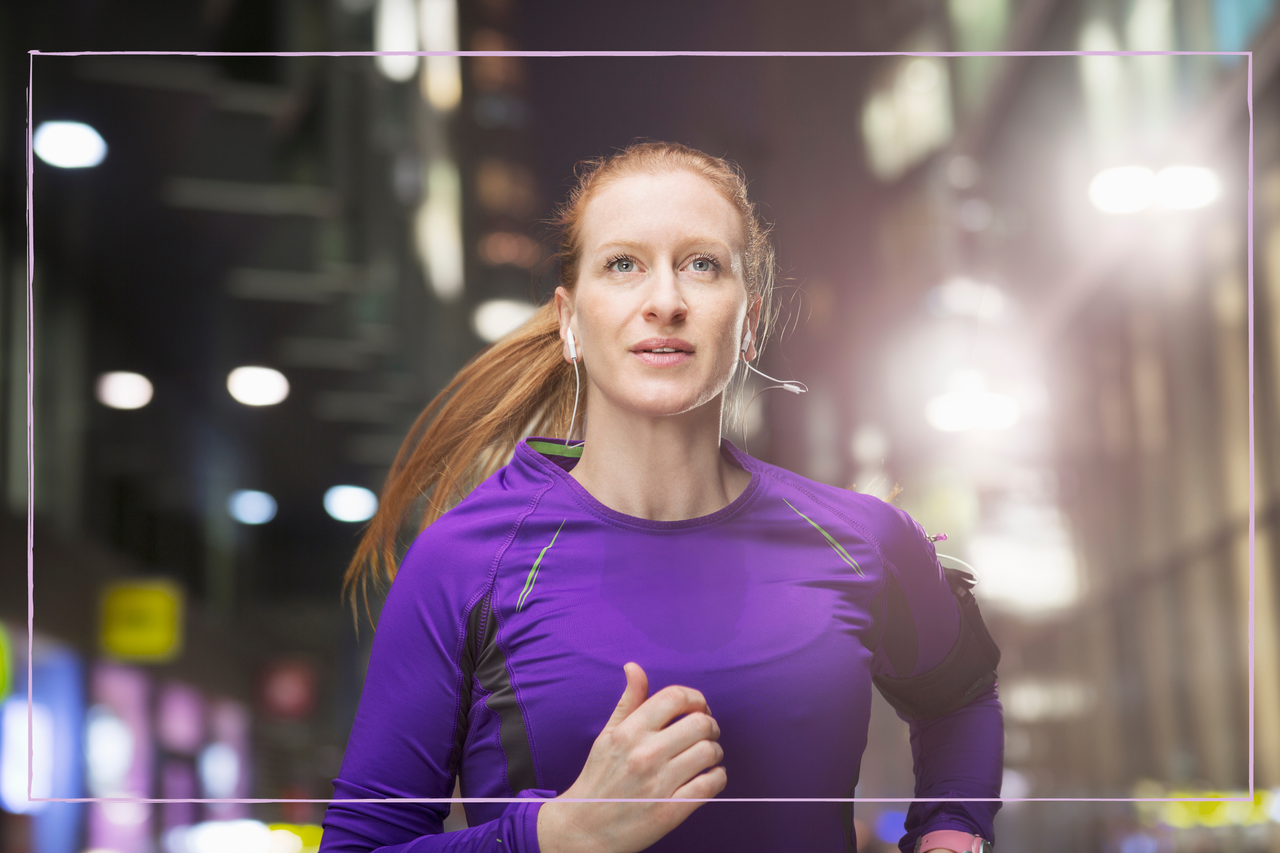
[689,255,720,273]
[608,256,635,273]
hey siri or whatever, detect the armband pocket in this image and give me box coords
[871,568,1001,721]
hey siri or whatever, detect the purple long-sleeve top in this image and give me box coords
[319,438,1003,853]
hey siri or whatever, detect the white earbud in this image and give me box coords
[565,328,582,446]
[738,327,806,395]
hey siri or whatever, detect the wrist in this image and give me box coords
[536,798,594,853]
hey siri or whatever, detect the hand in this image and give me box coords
[536,662,727,853]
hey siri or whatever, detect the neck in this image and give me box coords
[568,396,751,522]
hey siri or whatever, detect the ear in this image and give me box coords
[555,286,577,364]
[743,295,763,362]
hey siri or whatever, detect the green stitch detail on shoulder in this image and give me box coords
[783,498,864,576]
[528,440,584,458]
[517,519,566,612]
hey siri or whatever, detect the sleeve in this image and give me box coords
[318,541,554,853]
[867,504,1004,853]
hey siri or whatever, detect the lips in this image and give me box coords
[631,338,694,368]
[631,338,694,354]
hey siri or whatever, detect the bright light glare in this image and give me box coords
[1002,768,1031,799]
[198,742,240,798]
[374,0,419,82]
[33,120,107,168]
[1089,166,1156,213]
[851,423,888,465]
[1,699,53,813]
[324,485,378,522]
[268,829,304,853]
[472,299,537,343]
[169,819,276,853]
[96,371,154,409]
[227,366,289,406]
[228,490,277,525]
[85,704,134,796]
[419,0,461,111]
[928,277,1006,321]
[1003,680,1095,722]
[968,534,1080,612]
[416,160,464,300]
[926,373,1020,432]
[1155,166,1219,209]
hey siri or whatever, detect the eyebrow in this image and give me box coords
[592,237,737,255]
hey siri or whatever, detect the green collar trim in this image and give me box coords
[528,439,584,459]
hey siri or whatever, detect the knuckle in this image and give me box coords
[627,744,658,775]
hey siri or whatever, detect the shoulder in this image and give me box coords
[385,453,558,624]
[750,456,934,572]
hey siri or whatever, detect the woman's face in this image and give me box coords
[557,170,760,422]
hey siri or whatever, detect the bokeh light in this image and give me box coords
[96,371,154,410]
[33,120,107,168]
[1088,166,1156,214]
[472,299,537,343]
[1154,165,1220,209]
[324,485,378,522]
[228,490,277,525]
[227,366,289,406]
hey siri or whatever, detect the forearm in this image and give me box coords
[900,683,1004,852]
[322,790,554,853]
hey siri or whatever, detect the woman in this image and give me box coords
[319,142,1003,853]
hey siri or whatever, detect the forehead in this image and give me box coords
[579,170,746,251]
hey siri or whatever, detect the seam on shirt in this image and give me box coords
[482,474,557,794]
[442,476,557,798]
[761,467,960,676]
[761,467,893,620]
[445,590,489,783]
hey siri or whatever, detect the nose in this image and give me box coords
[641,264,688,327]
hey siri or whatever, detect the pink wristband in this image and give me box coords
[915,830,993,852]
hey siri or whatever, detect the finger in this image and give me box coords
[671,765,728,802]
[648,711,720,762]
[603,662,649,732]
[629,684,709,733]
[662,738,725,794]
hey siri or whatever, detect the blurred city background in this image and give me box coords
[0,0,1277,851]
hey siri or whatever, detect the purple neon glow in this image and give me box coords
[25,48,1256,807]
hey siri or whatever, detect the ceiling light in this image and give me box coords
[324,485,378,522]
[227,366,289,406]
[33,121,107,168]
[96,371,154,409]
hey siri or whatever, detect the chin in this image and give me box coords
[621,384,722,419]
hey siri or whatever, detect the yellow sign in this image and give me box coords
[269,824,323,853]
[100,580,184,662]
[1133,781,1273,829]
